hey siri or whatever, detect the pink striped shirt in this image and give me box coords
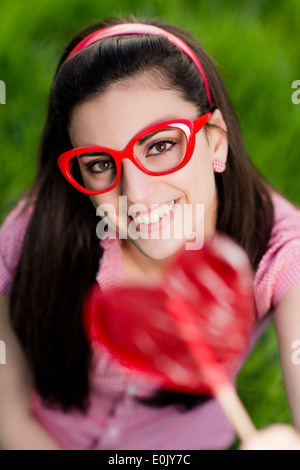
[1,191,300,449]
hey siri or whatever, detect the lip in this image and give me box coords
[127,198,181,233]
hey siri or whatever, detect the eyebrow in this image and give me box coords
[136,128,176,146]
[78,151,112,158]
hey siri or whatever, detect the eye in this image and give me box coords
[154,142,168,152]
[147,140,174,156]
[88,159,115,173]
[78,152,116,174]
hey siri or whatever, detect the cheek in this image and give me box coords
[89,192,120,216]
[190,134,214,175]
[168,138,215,202]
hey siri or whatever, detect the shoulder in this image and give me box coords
[1,198,35,234]
[269,191,300,241]
[254,191,300,318]
[0,198,35,297]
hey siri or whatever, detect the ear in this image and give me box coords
[206,109,228,166]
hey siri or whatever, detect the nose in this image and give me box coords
[119,159,158,203]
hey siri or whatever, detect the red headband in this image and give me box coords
[65,23,212,107]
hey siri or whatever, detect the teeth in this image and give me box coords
[131,200,175,225]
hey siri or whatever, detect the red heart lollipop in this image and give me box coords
[84,235,256,441]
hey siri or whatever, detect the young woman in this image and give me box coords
[1,15,300,450]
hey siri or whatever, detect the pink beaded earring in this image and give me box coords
[213,160,226,173]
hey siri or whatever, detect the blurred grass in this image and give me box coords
[0,0,299,446]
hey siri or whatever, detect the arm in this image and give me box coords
[239,423,300,450]
[273,282,300,431]
[0,293,62,450]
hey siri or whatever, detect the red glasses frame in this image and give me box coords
[57,112,212,195]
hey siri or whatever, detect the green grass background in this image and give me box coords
[1,0,300,448]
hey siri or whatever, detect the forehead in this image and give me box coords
[68,76,198,149]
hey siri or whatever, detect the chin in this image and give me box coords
[131,237,186,261]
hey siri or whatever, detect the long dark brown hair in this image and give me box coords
[10,15,274,412]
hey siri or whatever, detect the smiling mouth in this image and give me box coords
[128,199,177,226]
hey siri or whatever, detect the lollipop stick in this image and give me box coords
[180,302,256,443]
[216,383,256,442]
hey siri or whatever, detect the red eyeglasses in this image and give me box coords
[57,112,212,195]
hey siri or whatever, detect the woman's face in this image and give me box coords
[68,75,227,262]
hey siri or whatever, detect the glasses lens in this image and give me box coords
[70,151,117,192]
[133,127,187,173]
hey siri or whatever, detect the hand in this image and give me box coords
[239,424,300,450]
[0,412,62,450]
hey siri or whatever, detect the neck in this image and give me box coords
[121,240,166,286]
